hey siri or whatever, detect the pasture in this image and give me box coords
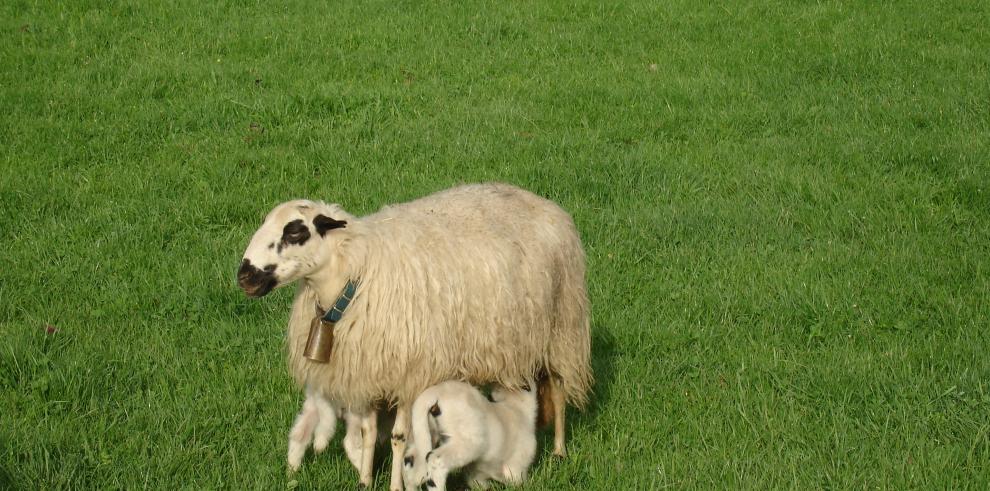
[2,0,989,488]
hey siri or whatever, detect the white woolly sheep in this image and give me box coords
[402,380,538,491]
[237,183,592,489]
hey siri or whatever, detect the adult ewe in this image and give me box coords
[237,183,592,489]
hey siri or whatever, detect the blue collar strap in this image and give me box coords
[321,279,357,324]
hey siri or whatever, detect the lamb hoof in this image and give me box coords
[552,450,567,460]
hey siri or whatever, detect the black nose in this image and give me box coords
[237,259,277,297]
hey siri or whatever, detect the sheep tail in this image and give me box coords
[548,251,594,409]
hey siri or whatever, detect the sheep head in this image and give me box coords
[238,200,349,297]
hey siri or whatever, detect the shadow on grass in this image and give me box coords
[0,448,25,491]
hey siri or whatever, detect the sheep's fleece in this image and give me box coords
[277,183,593,409]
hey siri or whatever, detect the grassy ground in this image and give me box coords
[2,0,989,488]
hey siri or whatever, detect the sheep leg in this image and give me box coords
[388,404,411,491]
[343,410,364,472]
[425,441,478,491]
[358,408,378,487]
[465,469,492,490]
[499,461,528,486]
[551,375,567,458]
[425,452,450,491]
[311,394,338,454]
[287,395,319,471]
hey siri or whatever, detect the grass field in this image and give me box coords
[2,0,989,488]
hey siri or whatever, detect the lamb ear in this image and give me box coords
[313,214,347,236]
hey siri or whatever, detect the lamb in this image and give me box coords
[287,388,394,472]
[402,381,538,491]
[237,183,592,489]
[286,387,344,472]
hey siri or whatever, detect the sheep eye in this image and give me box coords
[284,231,306,245]
[281,220,311,246]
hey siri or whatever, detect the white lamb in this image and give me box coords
[287,388,394,472]
[402,381,537,491]
[286,387,344,471]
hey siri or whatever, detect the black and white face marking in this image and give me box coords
[313,214,347,236]
[237,259,277,297]
[279,219,311,252]
[238,200,348,297]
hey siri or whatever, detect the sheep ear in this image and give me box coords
[314,214,347,237]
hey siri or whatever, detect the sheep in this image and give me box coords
[402,381,538,491]
[237,183,592,489]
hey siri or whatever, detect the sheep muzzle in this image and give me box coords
[238,259,277,297]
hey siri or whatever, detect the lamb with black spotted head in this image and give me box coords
[403,381,538,491]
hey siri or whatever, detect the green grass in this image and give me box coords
[2,0,989,488]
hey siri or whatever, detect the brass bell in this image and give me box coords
[304,315,334,363]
